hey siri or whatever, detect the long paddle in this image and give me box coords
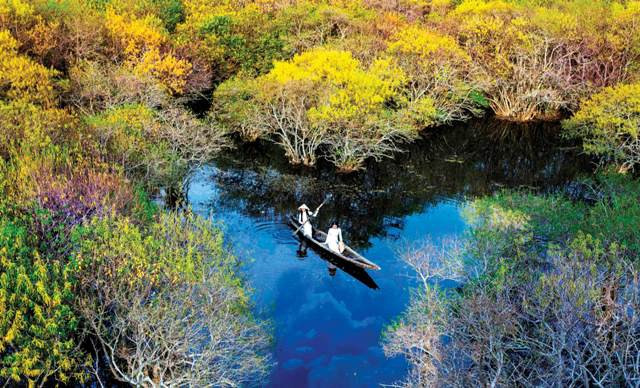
[292,194,331,236]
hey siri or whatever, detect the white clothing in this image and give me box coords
[325,227,343,253]
[298,211,313,238]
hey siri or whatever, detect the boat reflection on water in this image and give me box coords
[295,237,379,289]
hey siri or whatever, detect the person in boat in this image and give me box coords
[325,222,344,254]
[297,204,316,238]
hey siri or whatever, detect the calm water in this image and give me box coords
[186,120,590,387]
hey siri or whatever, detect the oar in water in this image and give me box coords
[292,194,331,236]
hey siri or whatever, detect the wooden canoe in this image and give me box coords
[289,216,381,271]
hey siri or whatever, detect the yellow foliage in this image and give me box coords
[179,0,235,31]
[182,0,235,19]
[0,99,75,159]
[529,6,578,38]
[387,25,469,62]
[264,48,405,124]
[0,0,35,25]
[76,211,238,293]
[610,1,640,54]
[0,30,57,106]
[89,104,156,155]
[0,28,17,51]
[104,8,193,93]
[105,7,167,57]
[563,82,640,169]
[399,96,438,128]
[134,48,192,93]
[449,0,522,42]
[451,0,516,17]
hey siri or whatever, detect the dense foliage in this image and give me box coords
[2,0,639,171]
[209,0,640,169]
[73,212,270,386]
[0,218,86,386]
[384,174,640,386]
[0,0,267,386]
[564,82,640,172]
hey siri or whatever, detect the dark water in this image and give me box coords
[186,119,590,387]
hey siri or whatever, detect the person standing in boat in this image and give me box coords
[297,204,316,238]
[326,222,344,253]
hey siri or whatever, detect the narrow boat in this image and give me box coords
[289,216,381,270]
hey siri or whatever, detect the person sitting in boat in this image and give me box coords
[325,222,344,253]
[297,204,316,238]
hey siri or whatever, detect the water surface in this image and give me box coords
[186,120,590,387]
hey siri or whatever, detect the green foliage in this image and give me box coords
[196,11,288,79]
[583,173,640,253]
[466,172,640,258]
[466,190,585,244]
[469,89,490,108]
[388,170,640,385]
[2,0,640,385]
[0,1,265,386]
[130,186,159,225]
[153,0,185,32]
[211,76,263,140]
[0,218,87,386]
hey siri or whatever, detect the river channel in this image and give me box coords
[186,119,590,387]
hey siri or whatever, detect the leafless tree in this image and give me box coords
[155,105,231,165]
[487,37,573,122]
[324,120,415,172]
[396,237,468,288]
[76,214,272,387]
[66,61,169,115]
[79,274,271,387]
[384,237,640,387]
[260,83,326,167]
[391,52,484,126]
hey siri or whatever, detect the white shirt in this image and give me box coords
[326,227,343,253]
[298,210,313,237]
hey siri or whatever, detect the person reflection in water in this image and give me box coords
[328,263,336,276]
[296,240,308,259]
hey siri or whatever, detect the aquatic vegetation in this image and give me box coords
[385,173,640,386]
